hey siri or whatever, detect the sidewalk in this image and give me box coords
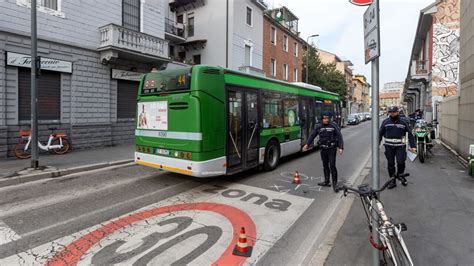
[325,142,474,265]
[0,144,134,187]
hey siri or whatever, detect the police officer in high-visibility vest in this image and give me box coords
[379,106,416,188]
[303,111,344,192]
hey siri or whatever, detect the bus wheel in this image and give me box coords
[263,140,280,171]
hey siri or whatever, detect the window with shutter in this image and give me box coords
[18,68,61,121]
[123,0,140,31]
[117,80,139,119]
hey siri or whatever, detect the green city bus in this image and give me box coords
[135,65,341,177]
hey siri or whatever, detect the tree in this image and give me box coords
[302,46,348,100]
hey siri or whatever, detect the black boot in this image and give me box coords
[318,169,331,187]
[387,177,397,189]
[332,171,338,193]
[398,173,408,186]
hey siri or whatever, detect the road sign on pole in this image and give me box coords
[356,0,381,265]
[364,0,380,64]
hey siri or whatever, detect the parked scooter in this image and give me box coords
[413,119,434,163]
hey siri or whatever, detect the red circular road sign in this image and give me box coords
[349,0,373,6]
[45,203,257,266]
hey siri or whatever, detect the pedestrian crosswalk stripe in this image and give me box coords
[0,221,21,245]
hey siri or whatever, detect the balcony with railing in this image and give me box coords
[410,59,430,81]
[238,66,266,77]
[169,0,205,12]
[98,24,169,63]
[165,18,186,42]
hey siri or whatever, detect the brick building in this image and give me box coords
[0,0,171,158]
[317,48,354,107]
[380,92,402,109]
[262,6,303,82]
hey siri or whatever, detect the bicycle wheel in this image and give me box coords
[14,140,31,159]
[51,138,71,155]
[385,234,412,266]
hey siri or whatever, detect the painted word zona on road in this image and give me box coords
[1,183,313,265]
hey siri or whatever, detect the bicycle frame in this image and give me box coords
[22,134,64,152]
[360,195,414,266]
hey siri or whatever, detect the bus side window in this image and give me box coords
[263,92,283,128]
[314,100,323,124]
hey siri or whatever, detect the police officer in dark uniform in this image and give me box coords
[303,111,344,192]
[379,106,417,188]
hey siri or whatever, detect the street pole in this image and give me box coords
[305,34,319,83]
[31,0,39,169]
[371,0,381,265]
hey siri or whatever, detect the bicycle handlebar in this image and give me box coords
[337,173,410,197]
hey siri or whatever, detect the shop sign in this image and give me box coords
[111,69,144,81]
[6,52,72,73]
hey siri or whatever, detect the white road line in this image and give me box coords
[21,180,196,238]
[0,171,163,219]
[0,221,21,245]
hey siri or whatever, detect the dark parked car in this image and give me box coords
[347,114,360,125]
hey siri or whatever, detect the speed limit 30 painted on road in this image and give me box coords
[1,183,313,265]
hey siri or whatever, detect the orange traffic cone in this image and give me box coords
[293,171,300,184]
[232,227,253,257]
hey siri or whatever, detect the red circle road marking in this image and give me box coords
[45,202,257,266]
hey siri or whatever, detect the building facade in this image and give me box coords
[403,0,460,122]
[380,92,402,109]
[439,0,474,158]
[165,0,266,74]
[382,81,404,93]
[317,49,354,107]
[351,75,370,113]
[262,6,303,82]
[0,0,170,158]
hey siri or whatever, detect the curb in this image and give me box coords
[0,159,134,188]
[308,156,372,265]
[437,139,468,167]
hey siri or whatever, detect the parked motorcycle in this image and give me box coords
[413,119,434,163]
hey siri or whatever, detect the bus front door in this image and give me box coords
[226,89,260,172]
[300,99,310,145]
[300,98,316,147]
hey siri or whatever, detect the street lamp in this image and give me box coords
[305,34,319,83]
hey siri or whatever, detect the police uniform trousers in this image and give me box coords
[321,146,338,183]
[384,144,407,177]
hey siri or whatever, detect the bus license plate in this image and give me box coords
[156,149,169,155]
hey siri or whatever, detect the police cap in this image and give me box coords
[387,106,399,113]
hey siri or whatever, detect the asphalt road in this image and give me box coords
[0,121,372,265]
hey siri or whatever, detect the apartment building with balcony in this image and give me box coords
[165,0,267,74]
[317,48,354,108]
[262,6,303,82]
[0,0,170,158]
[351,75,370,113]
[403,0,460,121]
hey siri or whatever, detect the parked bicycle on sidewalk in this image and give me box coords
[336,173,414,266]
[14,128,71,159]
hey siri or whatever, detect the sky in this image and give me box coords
[270,0,435,88]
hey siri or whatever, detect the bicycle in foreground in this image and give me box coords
[14,128,71,159]
[336,173,414,266]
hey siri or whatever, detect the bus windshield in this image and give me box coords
[141,67,192,95]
